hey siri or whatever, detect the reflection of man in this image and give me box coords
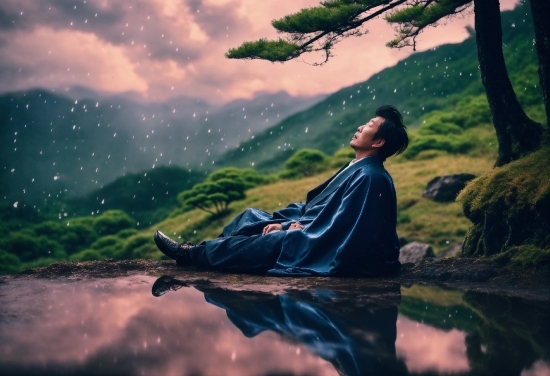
[155,105,408,276]
[152,276,407,375]
[204,289,407,376]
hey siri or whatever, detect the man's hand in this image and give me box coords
[288,222,304,231]
[262,223,283,235]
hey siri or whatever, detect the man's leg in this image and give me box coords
[221,208,277,237]
[188,231,286,273]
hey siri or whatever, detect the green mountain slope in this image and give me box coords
[0,89,322,204]
[66,165,204,227]
[217,3,543,171]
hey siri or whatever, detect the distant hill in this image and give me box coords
[66,165,204,226]
[0,89,324,204]
[216,2,543,171]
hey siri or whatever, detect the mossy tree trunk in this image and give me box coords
[461,1,550,259]
[474,0,543,167]
[530,0,550,125]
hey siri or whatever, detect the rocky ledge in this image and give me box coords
[2,258,548,301]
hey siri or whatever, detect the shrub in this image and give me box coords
[208,167,271,188]
[331,147,355,167]
[178,179,247,215]
[418,121,463,136]
[1,231,65,262]
[92,210,135,236]
[0,249,21,274]
[116,228,139,239]
[280,149,329,179]
[59,221,98,254]
[176,167,270,216]
[120,234,156,259]
[69,249,103,261]
[403,134,473,159]
[88,235,125,258]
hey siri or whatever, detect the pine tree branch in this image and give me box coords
[292,0,409,63]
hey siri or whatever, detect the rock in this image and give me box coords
[422,173,476,202]
[437,243,462,259]
[399,242,435,264]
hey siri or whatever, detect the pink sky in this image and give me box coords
[0,0,519,103]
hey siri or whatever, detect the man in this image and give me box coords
[154,105,408,276]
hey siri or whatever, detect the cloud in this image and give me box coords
[396,315,469,373]
[0,0,521,103]
[0,26,148,94]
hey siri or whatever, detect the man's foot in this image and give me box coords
[154,231,196,266]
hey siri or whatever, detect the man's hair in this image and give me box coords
[373,105,409,161]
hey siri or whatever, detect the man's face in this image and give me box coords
[350,116,385,152]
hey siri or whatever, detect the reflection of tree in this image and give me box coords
[194,283,408,376]
[400,296,481,334]
[462,292,550,375]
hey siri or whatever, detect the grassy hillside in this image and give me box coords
[148,151,494,257]
[1,142,496,275]
[66,165,204,226]
[216,2,543,171]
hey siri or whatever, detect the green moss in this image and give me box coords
[494,245,550,268]
[458,142,550,264]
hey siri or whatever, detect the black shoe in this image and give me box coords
[154,231,196,265]
[152,275,188,297]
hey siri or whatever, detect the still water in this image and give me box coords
[0,275,548,375]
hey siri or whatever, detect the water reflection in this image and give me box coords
[151,276,550,376]
[191,280,407,375]
[0,275,548,375]
[462,292,550,376]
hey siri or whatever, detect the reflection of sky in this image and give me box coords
[521,360,550,376]
[396,315,469,373]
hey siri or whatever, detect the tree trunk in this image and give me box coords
[530,0,550,125]
[474,0,543,166]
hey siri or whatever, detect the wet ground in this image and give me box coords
[8,257,550,300]
[1,260,549,375]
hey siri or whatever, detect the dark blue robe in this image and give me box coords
[188,155,400,276]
